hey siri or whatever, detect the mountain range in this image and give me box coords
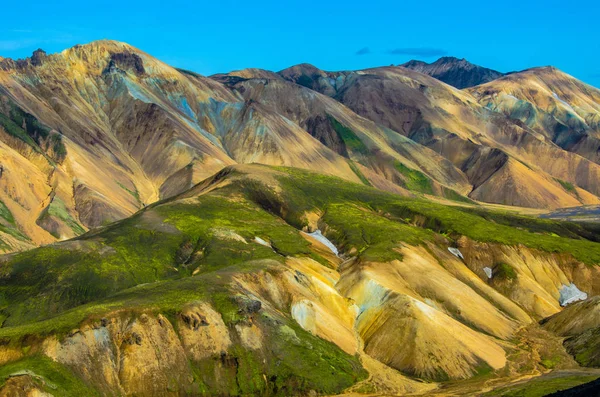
[1,40,600,396]
[401,56,504,88]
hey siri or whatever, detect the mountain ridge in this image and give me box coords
[400,56,505,88]
[0,39,600,255]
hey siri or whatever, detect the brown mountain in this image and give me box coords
[401,56,504,88]
[468,66,600,164]
[1,40,600,254]
[258,63,600,209]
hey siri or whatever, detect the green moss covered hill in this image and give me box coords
[1,164,600,395]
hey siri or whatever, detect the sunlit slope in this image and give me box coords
[1,165,600,395]
[223,75,471,195]
[0,40,490,254]
[276,63,600,209]
[469,67,600,164]
[0,41,387,251]
[3,40,600,253]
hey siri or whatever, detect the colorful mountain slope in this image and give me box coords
[247,63,600,209]
[3,40,600,254]
[0,41,489,253]
[469,66,600,164]
[1,165,600,395]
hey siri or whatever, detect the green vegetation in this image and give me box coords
[0,112,38,148]
[540,355,564,369]
[564,328,600,367]
[495,263,518,281]
[37,196,86,237]
[0,222,30,242]
[393,160,434,194]
[347,159,372,186]
[485,374,600,397]
[328,114,369,154]
[0,265,365,396]
[442,186,476,204]
[323,203,431,262]
[48,133,67,163]
[0,98,66,162]
[0,356,100,396]
[1,164,600,395]
[117,181,142,204]
[555,178,577,193]
[267,166,600,265]
[0,200,15,225]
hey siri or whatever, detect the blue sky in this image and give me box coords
[2,0,599,87]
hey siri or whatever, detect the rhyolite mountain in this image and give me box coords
[401,56,504,88]
[2,164,600,396]
[2,40,600,253]
[2,40,600,396]
[221,61,600,209]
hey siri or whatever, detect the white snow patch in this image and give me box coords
[483,267,493,279]
[306,230,339,256]
[552,92,575,111]
[173,139,195,150]
[559,283,588,306]
[504,94,520,101]
[254,236,271,248]
[448,247,464,260]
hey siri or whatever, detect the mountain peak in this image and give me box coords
[436,56,465,63]
[401,56,503,88]
[278,63,326,77]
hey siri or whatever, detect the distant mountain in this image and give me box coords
[0,41,469,252]
[2,40,600,254]
[268,62,600,209]
[401,56,504,88]
[468,66,600,164]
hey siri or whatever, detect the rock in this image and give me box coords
[123,332,143,346]
[30,49,47,66]
[180,312,209,330]
[240,299,262,315]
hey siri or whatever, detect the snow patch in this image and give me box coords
[306,230,339,256]
[504,94,520,101]
[254,236,271,248]
[559,283,588,306]
[448,247,464,260]
[483,267,493,279]
[552,92,574,111]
